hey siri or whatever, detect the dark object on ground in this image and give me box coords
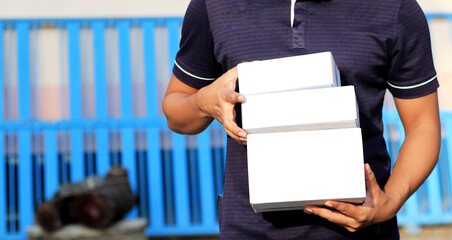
[35,194,77,231]
[75,166,135,228]
[35,166,135,231]
[35,176,103,231]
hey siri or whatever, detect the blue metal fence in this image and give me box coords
[0,14,451,239]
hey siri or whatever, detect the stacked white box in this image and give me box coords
[238,52,366,213]
[241,86,360,134]
[247,128,365,212]
[238,52,341,95]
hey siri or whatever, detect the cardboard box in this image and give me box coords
[241,86,360,134]
[237,52,340,96]
[247,128,366,213]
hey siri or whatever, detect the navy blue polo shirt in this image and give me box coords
[173,0,439,239]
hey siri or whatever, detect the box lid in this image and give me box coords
[238,52,340,95]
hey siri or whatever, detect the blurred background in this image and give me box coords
[0,0,451,239]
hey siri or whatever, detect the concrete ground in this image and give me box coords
[149,225,452,240]
[399,225,452,240]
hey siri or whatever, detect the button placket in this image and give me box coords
[291,1,307,49]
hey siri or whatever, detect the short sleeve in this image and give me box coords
[172,0,222,89]
[387,0,439,99]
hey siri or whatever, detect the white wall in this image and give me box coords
[1,0,450,19]
[418,0,452,12]
[0,0,191,19]
[1,0,451,18]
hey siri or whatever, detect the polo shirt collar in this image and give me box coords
[291,0,296,27]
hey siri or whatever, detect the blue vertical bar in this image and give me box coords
[93,21,110,176]
[118,21,133,118]
[44,130,58,200]
[188,143,201,223]
[146,129,165,234]
[7,26,16,233]
[172,133,190,228]
[70,132,84,182]
[95,129,109,175]
[17,22,34,232]
[118,21,137,217]
[445,115,452,214]
[167,18,190,228]
[143,20,158,118]
[0,22,4,121]
[167,20,181,78]
[382,110,391,155]
[67,22,82,119]
[0,22,5,237]
[8,135,14,231]
[143,20,166,234]
[222,129,227,169]
[18,131,32,236]
[0,131,4,236]
[17,23,31,120]
[121,128,136,218]
[197,130,216,229]
[67,22,84,183]
[70,115,84,182]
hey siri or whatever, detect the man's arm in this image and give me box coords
[303,91,441,232]
[384,90,441,211]
[162,67,247,143]
[163,74,213,135]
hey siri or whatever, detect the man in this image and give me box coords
[163,0,441,239]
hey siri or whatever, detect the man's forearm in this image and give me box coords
[163,90,214,135]
[383,123,441,214]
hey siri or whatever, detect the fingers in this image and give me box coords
[304,206,360,232]
[207,66,246,144]
[364,163,381,204]
[223,119,247,144]
[224,128,247,144]
[303,164,384,232]
[365,163,378,188]
[219,68,245,143]
[227,91,245,104]
[323,201,359,218]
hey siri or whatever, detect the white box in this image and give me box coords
[238,52,340,95]
[247,128,366,213]
[242,86,359,134]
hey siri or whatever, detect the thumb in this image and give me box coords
[365,163,381,197]
[223,66,238,82]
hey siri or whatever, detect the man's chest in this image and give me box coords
[206,0,395,88]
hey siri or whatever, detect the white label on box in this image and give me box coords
[247,128,366,213]
[238,52,340,96]
[242,86,360,134]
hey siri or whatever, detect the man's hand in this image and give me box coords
[196,67,247,144]
[163,67,247,144]
[303,164,399,232]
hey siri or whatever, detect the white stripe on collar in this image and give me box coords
[291,0,296,27]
